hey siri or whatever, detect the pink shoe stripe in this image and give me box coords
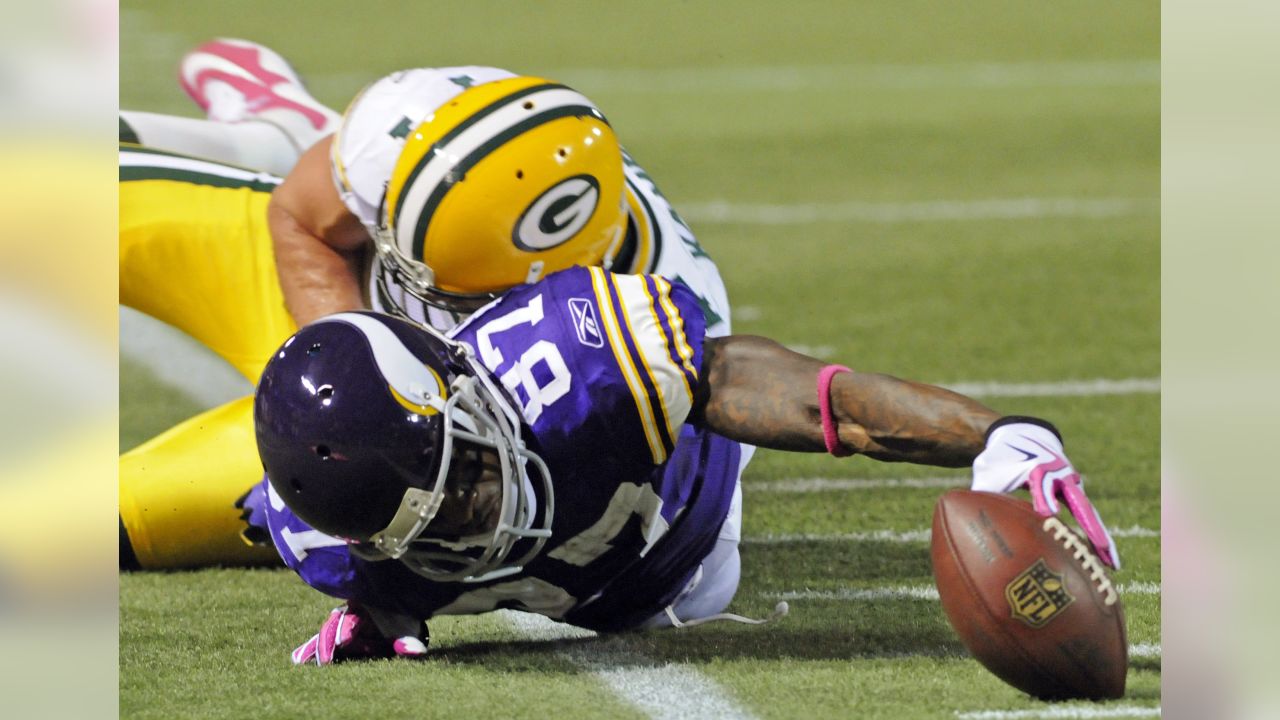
[200,40,293,86]
[179,40,329,130]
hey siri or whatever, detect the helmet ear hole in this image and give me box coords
[308,343,323,355]
[515,169,523,179]
[315,444,332,460]
[288,477,304,493]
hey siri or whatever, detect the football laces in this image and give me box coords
[1042,516,1118,607]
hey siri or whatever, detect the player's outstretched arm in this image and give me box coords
[267,135,371,327]
[693,335,999,466]
[693,335,1120,568]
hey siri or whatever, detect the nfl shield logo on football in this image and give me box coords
[1005,558,1075,627]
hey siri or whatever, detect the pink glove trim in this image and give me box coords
[291,634,319,665]
[313,607,364,665]
[1024,438,1069,517]
[316,609,338,664]
[1060,479,1121,569]
[817,365,853,457]
[1018,434,1120,570]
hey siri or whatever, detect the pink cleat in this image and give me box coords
[178,38,340,147]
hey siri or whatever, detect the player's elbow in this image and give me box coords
[691,336,825,450]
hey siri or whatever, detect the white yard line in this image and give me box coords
[784,343,835,358]
[1114,581,1161,595]
[940,378,1160,398]
[591,664,756,720]
[543,60,1159,93]
[119,307,252,408]
[747,529,933,544]
[680,197,1157,225]
[779,585,943,602]
[121,23,1157,101]
[747,477,966,493]
[767,582,1159,603]
[743,525,1158,545]
[250,60,1163,107]
[956,706,1160,719]
[1128,643,1161,659]
[499,611,756,720]
[276,60,1164,99]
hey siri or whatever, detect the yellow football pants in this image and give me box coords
[120,144,295,568]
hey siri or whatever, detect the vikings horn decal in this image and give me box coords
[513,175,601,251]
[327,313,447,415]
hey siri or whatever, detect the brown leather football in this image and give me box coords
[931,490,1127,699]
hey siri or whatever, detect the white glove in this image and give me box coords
[972,417,1120,569]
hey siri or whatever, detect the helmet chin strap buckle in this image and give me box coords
[370,486,448,560]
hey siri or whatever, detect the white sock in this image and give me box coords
[121,110,310,177]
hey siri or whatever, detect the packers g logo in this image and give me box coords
[513,175,600,251]
[1005,558,1075,627]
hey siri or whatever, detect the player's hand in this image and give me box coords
[234,480,271,546]
[971,418,1120,569]
[291,604,429,665]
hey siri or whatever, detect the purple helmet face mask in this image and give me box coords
[254,311,554,583]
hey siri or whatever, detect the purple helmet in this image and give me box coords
[254,311,552,583]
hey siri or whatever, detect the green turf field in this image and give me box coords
[120,1,1160,717]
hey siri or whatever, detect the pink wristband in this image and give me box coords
[817,365,853,457]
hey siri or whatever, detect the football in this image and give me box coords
[930,490,1128,700]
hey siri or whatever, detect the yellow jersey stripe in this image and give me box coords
[588,268,665,463]
[654,277,699,378]
[609,273,677,450]
[610,274,695,444]
[639,277,694,403]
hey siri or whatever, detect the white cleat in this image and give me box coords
[178,38,341,151]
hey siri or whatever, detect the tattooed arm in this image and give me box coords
[690,335,1000,467]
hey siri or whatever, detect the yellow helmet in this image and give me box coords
[377,76,628,313]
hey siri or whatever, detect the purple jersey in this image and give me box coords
[262,267,742,632]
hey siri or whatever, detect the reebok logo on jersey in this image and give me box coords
[568,298,604,348]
